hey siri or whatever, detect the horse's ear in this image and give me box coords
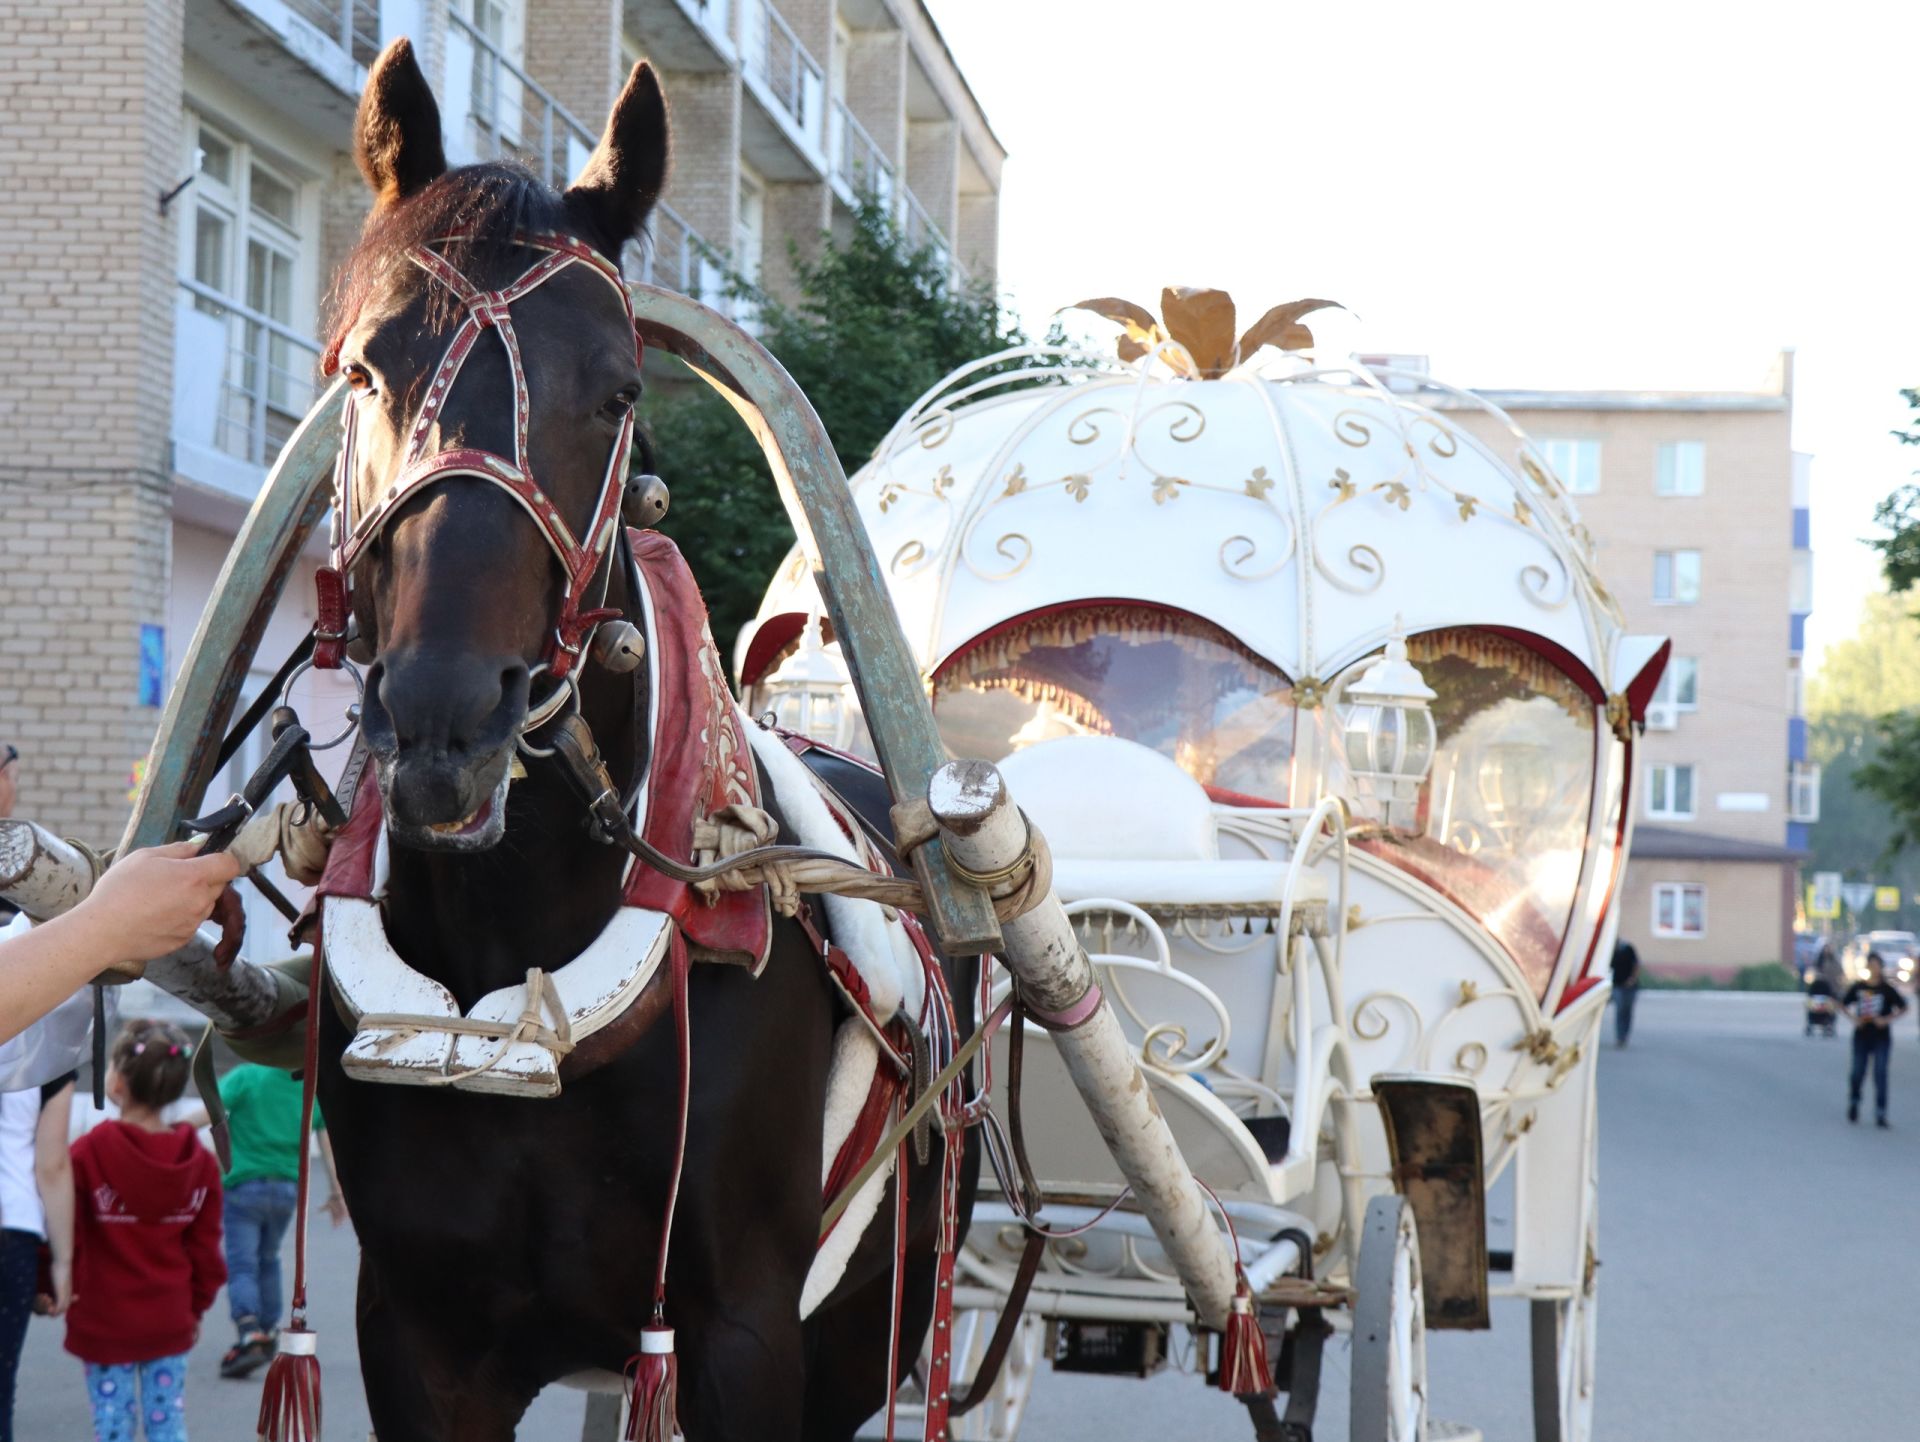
[354,38,447,211]
[565,62,670,257]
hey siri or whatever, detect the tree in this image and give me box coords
[1849,389,1920,866]
[1807,593,1920,919]
[642,200,1027,645]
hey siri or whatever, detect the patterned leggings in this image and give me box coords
[83,1355,189,1442]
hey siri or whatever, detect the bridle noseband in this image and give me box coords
[313,231,642,731]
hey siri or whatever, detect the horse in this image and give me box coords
[309,39,975,1441]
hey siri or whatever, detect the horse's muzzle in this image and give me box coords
[361,652,529,850]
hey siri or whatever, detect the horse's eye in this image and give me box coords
[601,386,639,421]
[344,364,376,396]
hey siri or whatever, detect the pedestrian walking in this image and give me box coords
[0,1069,74,1442]
[1844,952,1909,1128]
[202,1064,344,1381]
[63,1019,224,1442]
[1611,936,1642,1047]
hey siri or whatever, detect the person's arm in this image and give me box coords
[317,1130,349,1227]
[0,842,243,1044]
[33,1081,74,1316]
[183,1150,227,1320]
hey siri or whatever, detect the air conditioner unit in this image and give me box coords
[1644,700,1677,732]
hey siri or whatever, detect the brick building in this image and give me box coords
[1406,356,1815,977]
[0,0,1002,865]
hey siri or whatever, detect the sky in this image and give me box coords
[923,0,1920,672]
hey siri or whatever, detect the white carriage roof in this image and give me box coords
[752,313,1653,695]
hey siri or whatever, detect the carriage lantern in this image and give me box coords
[1339,626,1438,829]
[763,614,856,749]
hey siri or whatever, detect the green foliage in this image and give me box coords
[1812,587,1920,890]
[1868,388,1920,594]
[1730,962,1800,992]
[642,199,1028,646]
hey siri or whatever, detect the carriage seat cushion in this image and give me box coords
[997,735,1217,862]
[1050,858,1327,911]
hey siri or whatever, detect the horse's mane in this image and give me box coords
[324,162,573,371]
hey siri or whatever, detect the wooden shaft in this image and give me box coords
[926,760,1240,1330]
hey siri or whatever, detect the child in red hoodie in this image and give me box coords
[64,1020,224,1442]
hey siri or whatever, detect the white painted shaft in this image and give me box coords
[928,760,1239,1330]
[0,819,98,920]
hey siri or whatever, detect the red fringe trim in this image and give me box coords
[624,1328,678,1442]
[1217,1285,1274,1397]
[256,1340,322,1442]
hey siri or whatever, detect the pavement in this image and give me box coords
[14,990,1918,1440]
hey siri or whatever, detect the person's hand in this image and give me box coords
[0,746,17,819]
[323,1192,350,1228]
[67,842,246,969]
[33,1258,71,1316]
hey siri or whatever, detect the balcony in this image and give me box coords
[627,201,731,319]
[445,10,600,186]
[172,279,325,501]
[897,186,955,277]
[185,0,384,136]
[624,0,736,71]
[828,99,895,210]
[738,0,826,177]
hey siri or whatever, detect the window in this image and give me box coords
[1653,549,1701,604]
[176,114,317,468]
[1646,763,1696,819]
[1652,883,1706,938]
[1645,657,1699,730]
[1790,762,1822,823]
[1540,438,1601,495]
[1656,441,1705,496]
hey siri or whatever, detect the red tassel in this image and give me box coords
[624,1326,678,1442]
[256,1328,322,1441]
[1217,1280,1273,1397]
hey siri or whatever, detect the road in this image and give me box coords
[14,991,1918,1439]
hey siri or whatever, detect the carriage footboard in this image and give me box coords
[1372,1073,1490,1330]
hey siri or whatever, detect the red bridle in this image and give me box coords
[314,231,642,725]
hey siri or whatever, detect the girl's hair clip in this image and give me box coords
[132,1043,146,1055]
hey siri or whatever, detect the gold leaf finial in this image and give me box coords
[1068,290,1342,378]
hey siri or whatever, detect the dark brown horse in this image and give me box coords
[313,40,973,1440]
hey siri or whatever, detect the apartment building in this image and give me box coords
[1405,355,1813,977]
[0,0,1002,870]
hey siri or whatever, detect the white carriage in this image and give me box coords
[746,294,1665,1442]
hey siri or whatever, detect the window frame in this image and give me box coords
[1651,882,1707,938]
[1656,440,1706,497]
[1540,437,1602,495]
[1646,762,1697,820]
[1646,657,1700,730]
[1789,761,1822,823]
[1652,549,1702,605]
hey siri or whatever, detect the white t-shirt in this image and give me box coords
[0,908,114,1093]
[0,1086,46,1239]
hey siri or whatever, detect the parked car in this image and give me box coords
[1843,931,1920,987]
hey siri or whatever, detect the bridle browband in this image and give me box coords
[313,230,642,731]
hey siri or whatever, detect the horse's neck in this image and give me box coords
[381,678,644,1011]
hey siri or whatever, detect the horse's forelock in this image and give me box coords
[323,162,574,372]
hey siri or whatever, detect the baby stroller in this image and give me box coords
[1804,969,1838,1037]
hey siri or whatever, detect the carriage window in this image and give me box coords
[932,606,1296,805]
[1346,628,1596,997]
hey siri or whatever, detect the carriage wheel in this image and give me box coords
[1529,1204,1598,1442]
[1351,1195,1429,1442]
[947,1307,1046,1441]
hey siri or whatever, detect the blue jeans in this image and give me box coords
[84,1354,188,1442]
[0,1229,40,1442]
[1614,984,1638,1044]
[1851,1031,1892,1118]
[222,1179,297,1331]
